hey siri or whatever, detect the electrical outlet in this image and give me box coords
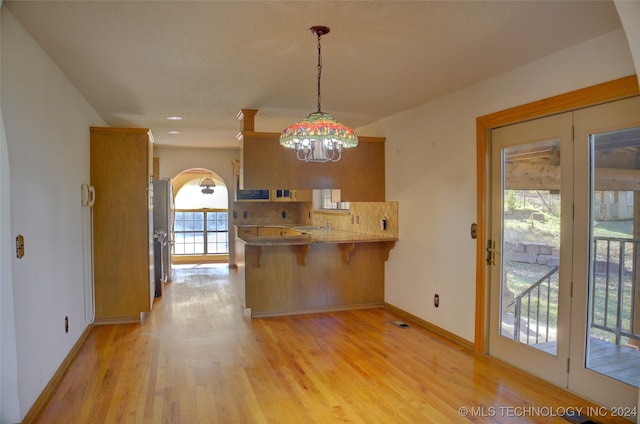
[64,316,69,333]
[434,294,440,308]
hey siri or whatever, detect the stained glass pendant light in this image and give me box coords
[199,176,215,194]
[280,26,358,162]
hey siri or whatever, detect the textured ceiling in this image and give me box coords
[4,0,622,148]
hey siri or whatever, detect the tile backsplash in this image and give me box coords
[312,201,398,238]
[232,202,312,225]
[232,200,398,239]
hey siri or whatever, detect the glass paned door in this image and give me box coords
[500,141,561,355]
[490,96,640,410]
[489,112,573,388]
[588,128,640,387]
[571,96,640,410]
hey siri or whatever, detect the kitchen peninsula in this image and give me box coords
[234,109,396,317]
[236,225,397,317]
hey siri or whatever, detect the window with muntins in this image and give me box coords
[173,210,228,255]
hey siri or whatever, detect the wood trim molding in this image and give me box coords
[89,126,150,135]
[22,324,94,423]
[236,131,283,141]
[474,75,639,354]
[384,302,474,351]
[237,131,386,144]
[172,254,229,265]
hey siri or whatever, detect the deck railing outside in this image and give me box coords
[507,237,640,348]
[591,237,640,346]
[507,266,559,345]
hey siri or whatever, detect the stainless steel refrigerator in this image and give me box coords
[152,178,174,296]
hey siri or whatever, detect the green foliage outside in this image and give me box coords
[503,190,636,346]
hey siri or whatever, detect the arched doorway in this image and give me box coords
[172,168,229,264]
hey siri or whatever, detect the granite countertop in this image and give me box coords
[236,224,397,246]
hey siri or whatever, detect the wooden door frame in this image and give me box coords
[474,75,639,354]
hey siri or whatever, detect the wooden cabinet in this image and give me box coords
[291,190,312,202]
[232,160,312,203]
[239,132,296,189]
[237,226,304,237]
[270,189,313,202]
[237,110,385,201]
[239,241,392,317]
[280,228,304,236]
[338,136,385,202]
[258,227,282,237]
[257,227,302,237]
[90,127,154,324]
[237,226,258,237]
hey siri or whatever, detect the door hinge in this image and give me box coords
[570,281,574,298]
[567,357,570,373]
[486,239,496,266]
[572,125,575,141]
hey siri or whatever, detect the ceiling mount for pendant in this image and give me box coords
[279,25,358,163]
[309,25,330,38]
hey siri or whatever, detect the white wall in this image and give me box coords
[0,120,19,423]
[0,8,105,421]
[153,145,239,262]
[153,145,238,185]
[0,3,638,420]
[615,0,640,77]
[0,4,19,417]
[360,28,636,342]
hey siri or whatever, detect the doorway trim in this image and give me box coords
[474,75,639,354]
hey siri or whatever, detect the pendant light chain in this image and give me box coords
[279,25,358,162]
[316,31,322,113]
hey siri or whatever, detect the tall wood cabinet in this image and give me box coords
[90,127,155,324]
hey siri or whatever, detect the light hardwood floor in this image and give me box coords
[33,264,633,423]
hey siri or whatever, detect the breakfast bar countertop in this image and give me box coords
[236,224,396,317]
[236,224,398,246]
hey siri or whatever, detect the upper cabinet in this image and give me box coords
[231,159,311,203]
[336,136,385,202]
[237,109,385,202]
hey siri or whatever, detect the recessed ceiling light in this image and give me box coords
[168,131,181,135]
[166,116,183,121]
